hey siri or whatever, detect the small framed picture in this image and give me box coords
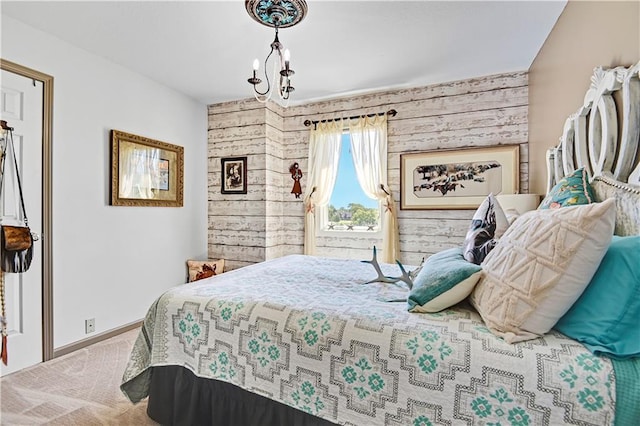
[221,156,247,194]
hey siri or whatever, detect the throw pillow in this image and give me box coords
[554,236,640,358]
[503,208,521,225]
[463,193,509,264]
[470,198,615,343]
[187,259,225,282]
[539,167,595,209]
[408,247,483,313]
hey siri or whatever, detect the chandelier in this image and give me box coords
[245,0,308,102]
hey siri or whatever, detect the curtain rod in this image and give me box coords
[303,109,397,129]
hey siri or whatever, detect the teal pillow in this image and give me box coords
[408,248,483,313]
[539,167,595,209]
[554,236,640,358]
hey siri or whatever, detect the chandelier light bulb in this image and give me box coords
[284,49,290,63]
[253,59,260,71]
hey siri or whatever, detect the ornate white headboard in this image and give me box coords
[546,61,640,236]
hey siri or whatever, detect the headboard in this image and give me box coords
[546,61,640,236]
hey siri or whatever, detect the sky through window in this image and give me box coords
[329,133,378,209]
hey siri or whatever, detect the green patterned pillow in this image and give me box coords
[408,248,483,313]
[539,168,595,209]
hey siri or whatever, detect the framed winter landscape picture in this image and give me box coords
[400,145,519,210]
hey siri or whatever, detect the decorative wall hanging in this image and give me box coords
[400,145,520,210]
[110,130,184,207]
[221,157,247,194]
[289,162,302,198]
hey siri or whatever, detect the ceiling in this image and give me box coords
[1,1,567,106]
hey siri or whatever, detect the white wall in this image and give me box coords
[528,0,639,195]
[1,16,208,348]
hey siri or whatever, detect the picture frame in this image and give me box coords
[221,156,247,194]
[110,130,184,207]
[400,145,519,210]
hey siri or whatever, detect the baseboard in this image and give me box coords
[52,319,143,358]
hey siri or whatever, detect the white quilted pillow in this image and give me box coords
[470,198,615,343]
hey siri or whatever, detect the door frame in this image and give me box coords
[1,59,54,362]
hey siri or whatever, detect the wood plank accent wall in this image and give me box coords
[208,101,286,270]
[208,71,529,269]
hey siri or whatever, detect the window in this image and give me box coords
[319,132,381,233]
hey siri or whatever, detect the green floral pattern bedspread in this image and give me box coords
[121,255,616,425]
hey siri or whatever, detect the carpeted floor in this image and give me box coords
[0,328,156,425]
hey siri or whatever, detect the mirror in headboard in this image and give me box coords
[546,61,640,236]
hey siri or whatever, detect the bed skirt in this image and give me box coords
[147,366,338,426]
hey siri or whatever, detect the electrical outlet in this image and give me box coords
[85,318,95,334]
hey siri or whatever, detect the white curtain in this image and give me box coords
[349,115,400,263]
[303,121,343,255]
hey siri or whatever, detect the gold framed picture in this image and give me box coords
[110,130,184,207]
[400,145,520,210]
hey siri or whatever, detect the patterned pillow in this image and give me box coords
[503,208,521,225]
[187,259,225,282]
[470,199,615,343]
[408,247,483,313]
[539,168,595,209]
[462,193,509,265]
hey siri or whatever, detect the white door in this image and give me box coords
[0,70,43,376]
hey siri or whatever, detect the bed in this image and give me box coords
[121,62,640,425]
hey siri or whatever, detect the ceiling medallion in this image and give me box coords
[245,0,308,28]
